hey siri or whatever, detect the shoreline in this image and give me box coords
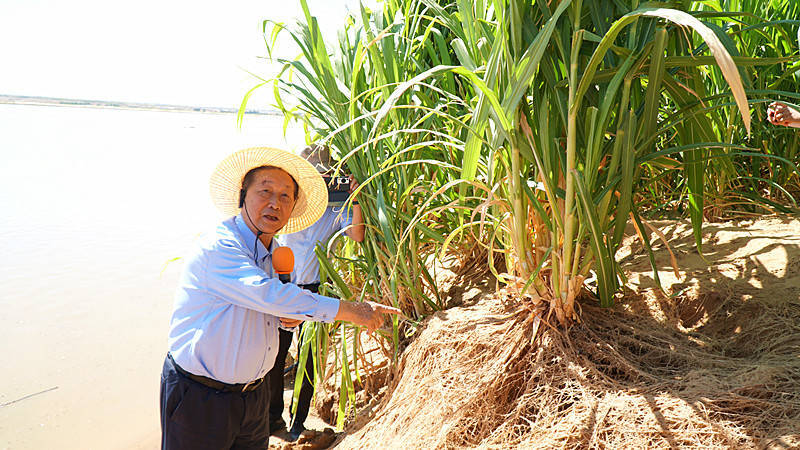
[0,94,280,116]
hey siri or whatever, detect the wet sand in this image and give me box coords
[0,245,181,449]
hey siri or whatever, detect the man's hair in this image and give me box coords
[241,165,299,199]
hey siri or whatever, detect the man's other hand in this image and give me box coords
[348,175,359,196]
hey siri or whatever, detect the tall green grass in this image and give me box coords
[241,0,800,426]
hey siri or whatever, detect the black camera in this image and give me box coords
[323,175,351,206]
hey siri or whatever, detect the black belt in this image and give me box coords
[168,354,266,393]
[299,283,320,293]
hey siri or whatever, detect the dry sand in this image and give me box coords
[333,215,800,449]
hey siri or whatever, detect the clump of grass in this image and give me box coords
[241,0,800,427]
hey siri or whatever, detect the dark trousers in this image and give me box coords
[160,355,270,450]
[267,286,318,431]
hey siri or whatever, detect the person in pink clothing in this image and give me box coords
[767,101,800,128]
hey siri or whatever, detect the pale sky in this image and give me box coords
[0,0,376,108]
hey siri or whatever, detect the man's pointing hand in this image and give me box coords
[335,300,402,334]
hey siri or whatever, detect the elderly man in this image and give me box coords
[267,144,364,440]
[160,147,399,450]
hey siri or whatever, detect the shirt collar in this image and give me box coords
[234,213,277,264]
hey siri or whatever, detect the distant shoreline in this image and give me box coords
[0,94,280,116]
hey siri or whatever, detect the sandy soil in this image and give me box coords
[332,215,800,449]
[616,215,800,324]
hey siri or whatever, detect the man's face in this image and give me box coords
[241,167,297,235]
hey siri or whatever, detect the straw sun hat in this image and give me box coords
[209,147,328,234]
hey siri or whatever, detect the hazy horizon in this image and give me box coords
[0,92,279,111]
[1,0,376,109]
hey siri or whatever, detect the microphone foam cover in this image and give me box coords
[272,246,294,274]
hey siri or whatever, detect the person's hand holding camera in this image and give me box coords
[768,102,800,128]
[345,175,365,242]
[348,175,359,201]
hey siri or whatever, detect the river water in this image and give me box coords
[0,104,303,449]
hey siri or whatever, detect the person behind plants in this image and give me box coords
[767,101,800,128]
[160,147,399,450]
[267,144,365,441]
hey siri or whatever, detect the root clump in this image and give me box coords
[333,217,800,449]
[337,293,799,449]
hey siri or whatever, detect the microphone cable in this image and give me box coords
[242,200,266,264]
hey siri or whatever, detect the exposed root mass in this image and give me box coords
[335,217,800,449]
[337,293,799,449]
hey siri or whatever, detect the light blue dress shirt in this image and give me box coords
[168,214,340,384]
[280,206,353,285]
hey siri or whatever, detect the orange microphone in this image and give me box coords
[272,246,294,284]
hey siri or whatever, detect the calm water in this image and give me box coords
[0,104,303,449]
